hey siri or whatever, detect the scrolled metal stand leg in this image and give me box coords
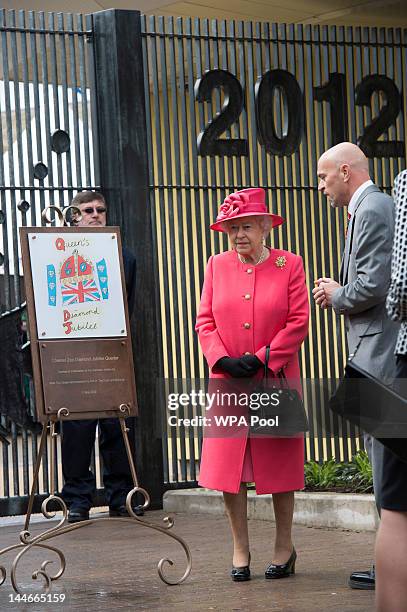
[24,422,48,532]
[118,410,192,585]
[0,421,68,594]
[118,413,150,509]
[0,411,192,593]
[0,423,49,588]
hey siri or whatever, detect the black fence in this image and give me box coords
[141,16,407,485]
[0,9,102,515]
[0,8,406,512]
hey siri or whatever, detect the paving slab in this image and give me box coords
[0,510,375,611]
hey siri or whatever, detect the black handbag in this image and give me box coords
[249,346,309,437]
[329,331,407,463]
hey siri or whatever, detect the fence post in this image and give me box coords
[92,9,164,508]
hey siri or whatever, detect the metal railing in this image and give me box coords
[0,9,101,515]
[141,16,407,484]
[1,8,406,510]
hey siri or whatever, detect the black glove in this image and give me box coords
[240,354,263,374]
[216,357,255,378]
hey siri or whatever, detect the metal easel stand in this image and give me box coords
[0,406,192,594]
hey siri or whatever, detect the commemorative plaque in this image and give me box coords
[39,338,135,418]
[2,223,190,597]
[20,226,137,421]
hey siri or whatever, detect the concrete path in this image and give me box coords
[0,510,375,611]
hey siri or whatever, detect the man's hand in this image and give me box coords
[312,277,342,309]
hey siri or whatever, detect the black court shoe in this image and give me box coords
[265,548,296,579]
[231,553,251,582]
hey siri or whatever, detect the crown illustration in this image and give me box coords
[60,250,94,285]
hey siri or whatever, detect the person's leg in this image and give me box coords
[61,420,97,511]
[99,418,134,510]
[375,509,407,612]
[374,354,407,608]
[223,484,249,567]
[272,491,295,564]
[348,434,380,589]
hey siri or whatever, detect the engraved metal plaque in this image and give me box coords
[39,338,137,420]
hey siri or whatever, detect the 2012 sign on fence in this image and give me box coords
[194,69,404,159]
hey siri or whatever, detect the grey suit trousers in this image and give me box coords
[331,185,399,512]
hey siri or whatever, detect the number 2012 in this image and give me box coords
[194,69,404,159]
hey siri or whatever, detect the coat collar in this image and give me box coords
[352,183,381,216]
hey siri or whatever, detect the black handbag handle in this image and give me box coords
[263,347,288,385]
[261,349,299,402]
[277,369,289,389]
[264,345,270,379]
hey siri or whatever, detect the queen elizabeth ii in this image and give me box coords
[195,188,309,582]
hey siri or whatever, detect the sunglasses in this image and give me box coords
[81,207,107,214]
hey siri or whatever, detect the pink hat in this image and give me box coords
[210,188,284,232]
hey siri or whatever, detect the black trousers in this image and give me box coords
[61,418,134,511]
[379,355,407,511]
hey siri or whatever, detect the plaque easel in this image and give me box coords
[0,208,191,594]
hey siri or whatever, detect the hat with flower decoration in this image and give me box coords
[210,188,284,232]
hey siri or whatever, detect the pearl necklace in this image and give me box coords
[238,246,267,266]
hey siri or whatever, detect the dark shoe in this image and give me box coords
[109,504,144,517]
[348,567,375,590]
[231,553,251,582]
[265,548,297,579]
[67,509,89,523]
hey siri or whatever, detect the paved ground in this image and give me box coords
[0,510,375,611]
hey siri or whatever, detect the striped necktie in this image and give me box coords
[345,212,351,237]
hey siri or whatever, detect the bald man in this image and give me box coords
[313,143,400,591]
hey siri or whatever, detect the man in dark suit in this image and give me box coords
[61,191,142,522]
[313,142,400,590]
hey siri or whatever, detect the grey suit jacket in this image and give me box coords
[331,184,400,380]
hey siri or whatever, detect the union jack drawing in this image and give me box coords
[61,279,101,305]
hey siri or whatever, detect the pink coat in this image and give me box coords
[195,248,309,494]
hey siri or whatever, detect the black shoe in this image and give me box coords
[67,509,89,524]
[231,553,251,582]
[348,567,375,590]
[265,548,297,579]
[109,504,144,517]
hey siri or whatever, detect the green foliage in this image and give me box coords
[352,450,373,479]
[304,450,373,493]
[304,457,340,489]
[339,450,373,493]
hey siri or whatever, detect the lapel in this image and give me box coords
[339,257,344,285]
[341,185,381,285]
[341,215,354,285]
